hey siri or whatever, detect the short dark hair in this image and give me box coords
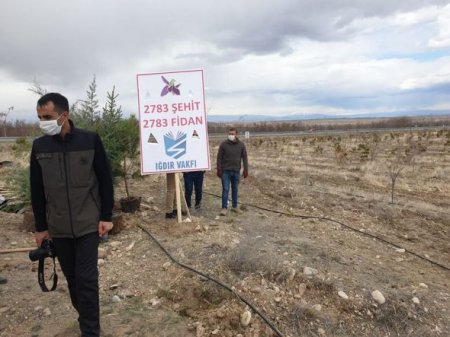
[37,93,69,114]
[229,127,238,133]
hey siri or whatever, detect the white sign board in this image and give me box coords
[136,70,210,174]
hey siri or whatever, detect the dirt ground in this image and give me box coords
[0,129,449,337]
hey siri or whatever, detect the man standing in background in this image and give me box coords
[216,127,248,215]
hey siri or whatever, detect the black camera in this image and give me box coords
[29,238,56,262]
[29,238,58,292]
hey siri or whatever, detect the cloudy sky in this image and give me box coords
[1,0,450,121]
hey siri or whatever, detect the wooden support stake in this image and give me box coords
[0,247,35,254]
[178,178,191,220]
[174,172,182,223]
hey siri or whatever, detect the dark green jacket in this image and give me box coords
[217,138,249,172]
[30,122,113,238]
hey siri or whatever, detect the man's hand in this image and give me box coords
[216,169,222,178]
[243,170,248,179]
[98,221,114,237]
[35,230,50,247]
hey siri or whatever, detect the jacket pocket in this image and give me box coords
[37,152,64,189]
[68,150,94,187]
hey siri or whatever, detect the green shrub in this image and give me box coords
[8,166,31,205]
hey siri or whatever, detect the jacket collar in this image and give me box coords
[52,119,75,142]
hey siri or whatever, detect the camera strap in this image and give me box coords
[38,257,58,292]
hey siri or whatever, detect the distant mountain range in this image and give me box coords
[206,110,450,123]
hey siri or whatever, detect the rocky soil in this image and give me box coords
[1,130,449,337]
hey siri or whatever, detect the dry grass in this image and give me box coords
[226,241,285,281]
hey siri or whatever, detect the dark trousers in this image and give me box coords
[53,232,100,337]
[183,171,204,208]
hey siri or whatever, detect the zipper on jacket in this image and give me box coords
[63,142,76,238]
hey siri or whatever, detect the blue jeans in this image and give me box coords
[183,171,204,208]
[221,170,240,209]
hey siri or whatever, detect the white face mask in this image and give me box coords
[228,135,236,142]
[39,116,65,136]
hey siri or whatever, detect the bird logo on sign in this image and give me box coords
[161,76,181,96]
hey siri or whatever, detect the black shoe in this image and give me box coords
[0,276,7,284]
[165,212,176,219]
[195,204,201,210]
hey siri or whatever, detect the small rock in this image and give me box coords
[303,266,318,276]
[98,248,107,259]
[298,283,307,297]
[0,307,9,314]
[162,262,171,270]
[98,259,105,266]
[11,241,18,246]
[43,308,51,316]
[109,284,119,290]
[240,310,252,327]
[412,297,420,304]
[112,295,121,303]
[125,241,135,251]
[419,283,428,289]
[211,328,220,335]
[312,304,322,311]
[287,268,296,282]
[150,298,161,306]
[109,241,121,248]
[338,291,348,300]
[371,290,385,304]
[196,323,205,337]
[318,327,326,336]
[395,248,406,253]
[34,306,43,312]
[274,297,282,303]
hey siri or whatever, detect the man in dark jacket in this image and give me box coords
[216,127,248,215]
[30,93,114,337]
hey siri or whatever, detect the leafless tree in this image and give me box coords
[28,79,48,96]
[0,106,14,137]
[386,149,407,204]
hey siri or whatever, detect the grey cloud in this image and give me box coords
[0,0,448,101]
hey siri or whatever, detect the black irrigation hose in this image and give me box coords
[203,191,450,272]
[136,224,285,337]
